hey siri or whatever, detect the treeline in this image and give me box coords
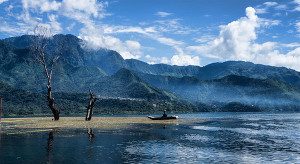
[0,81,194,116]
[2,81,299,117]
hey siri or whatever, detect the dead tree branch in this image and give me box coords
[86,90,98,121]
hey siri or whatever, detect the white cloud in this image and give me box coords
[287,47,300,56]
[255,8,267,14]
[160,57,170,64]
[208,7,259,61]
[80,35,142,59]
[18,0,110,35]
[125,40,140,50]
[22,0,61,12]
[103,25,158,35]
[170,47,200,66]
[0,20,31,36]
[48,14,62,34]
[259,18,280,27]
[171,54,200,66]
[187,45,221,59]
[61,0,108,18]
[281,43,300,48]
[145,55,172,65]
[145,27,157,33]
[77,21,186,60]
[17,1,186,62]
[187,7,300,71]
[40,0,61,12]
[256,2,287,14]
[147,62,156,65]
[0,22,24,34]
[275,4,287,10]
[188,7,259,60]
[146,48,200,66]
[112,26,149,34]
[156,37,184,47]
[101,24,186,48]
[296,22,300,32]
[287,46,300,57]
[264,2,278,7]
[295,0,300,11]
[66,22,75,31]
[0,0,9,4]
[195,35,215,43]
[156,11,172,17]
[154,19,194,34]
[125,40,142,56]
[145,55,159,61]
[145,54,161,64]
[5,4,13,13]
[18,0,143,60]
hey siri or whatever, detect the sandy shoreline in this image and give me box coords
[0,117,204,134]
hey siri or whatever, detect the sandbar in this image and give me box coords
[0,117,205,134]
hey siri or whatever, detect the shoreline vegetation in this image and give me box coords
[0,117,205,134]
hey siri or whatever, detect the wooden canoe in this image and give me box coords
[147,116,178,120]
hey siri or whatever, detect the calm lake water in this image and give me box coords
[0,113,300,164]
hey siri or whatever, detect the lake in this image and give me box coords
[0,113,300,163]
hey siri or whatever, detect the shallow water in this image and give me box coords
[0,113,300,164]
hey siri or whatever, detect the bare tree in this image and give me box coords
[31,25,64,120]
[86,90,97,121]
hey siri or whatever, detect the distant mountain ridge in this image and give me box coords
[4,34,300,87]
[1,34,300,113]
[135,72,300,109]
[126,59,300,88]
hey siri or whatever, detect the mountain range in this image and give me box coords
[1,34,300,115]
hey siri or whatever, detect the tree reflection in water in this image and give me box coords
[87,128,94,143]
[46,129,56,163]
[0,126,2,154]
[87,128,95,161]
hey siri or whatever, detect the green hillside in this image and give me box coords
[2,34,300,113]
[0,35,195,115]
[0,81,194,116]
[0,39,184,102]
[4,35,128,75]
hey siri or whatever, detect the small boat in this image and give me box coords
[147,115,178,120]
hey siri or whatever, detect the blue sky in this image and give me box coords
[1,0,300,70]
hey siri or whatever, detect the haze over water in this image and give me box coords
[0,113,300,163]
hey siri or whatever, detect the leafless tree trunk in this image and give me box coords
[86,90,97,121]
[32,25,63,120]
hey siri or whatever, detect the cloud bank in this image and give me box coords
[188,7,300,71]
[16,0,143,59]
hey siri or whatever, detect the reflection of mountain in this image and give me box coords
[1,34,300,114]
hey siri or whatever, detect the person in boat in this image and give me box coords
[162,110,167,117]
